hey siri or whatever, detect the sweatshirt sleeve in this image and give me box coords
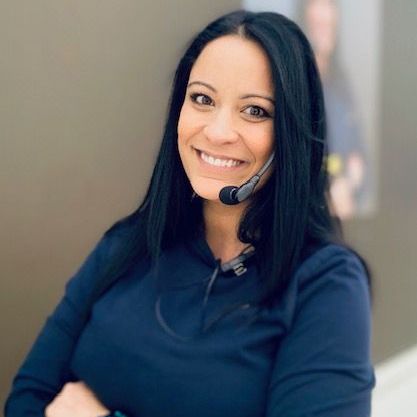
[4,233,114,417]
[265,245,376,417]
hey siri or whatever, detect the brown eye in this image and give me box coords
[243,106,270,119]
[190,93,213,106]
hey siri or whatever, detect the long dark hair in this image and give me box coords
[94,10,367,311]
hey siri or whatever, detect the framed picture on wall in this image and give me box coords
[244,0,381,220]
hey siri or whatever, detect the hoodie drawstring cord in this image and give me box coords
[200,261,221,332]
[155,261,221,342]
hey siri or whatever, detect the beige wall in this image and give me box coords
[345,0,417,362]
[0,0,241,405]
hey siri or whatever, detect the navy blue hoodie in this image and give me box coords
[4,229,375,417]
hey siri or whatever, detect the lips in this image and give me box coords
[193,148,246,164]
[198,151,245,170]
[198,148,245,162]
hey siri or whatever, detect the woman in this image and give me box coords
[4,10,375,417]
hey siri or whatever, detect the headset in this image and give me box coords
[219,152,275,205]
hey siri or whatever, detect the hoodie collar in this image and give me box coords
[184,229,256,276]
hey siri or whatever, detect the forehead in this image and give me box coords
[189,35,274,94]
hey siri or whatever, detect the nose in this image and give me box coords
[203,108,239,145]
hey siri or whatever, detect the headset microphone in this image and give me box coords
[219,152,275,205]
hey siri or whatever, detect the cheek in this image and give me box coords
[245,123,274,161]
[250,125,275,190]
[177,103,201,144]
[177,105,198,171]
[177,106,187,146]
[177,107,190,161]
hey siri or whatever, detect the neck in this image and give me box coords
[203,199,249,263]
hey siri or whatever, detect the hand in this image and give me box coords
[45,381,110,417]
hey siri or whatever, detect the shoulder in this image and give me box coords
[64,224,130,295]
[78,226,126,272]
[288,243,372,322]
[265,243,375,416]
[295,243,369,288]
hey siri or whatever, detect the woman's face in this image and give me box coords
[177,35,275,203]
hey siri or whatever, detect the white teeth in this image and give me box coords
[200,151,242,167]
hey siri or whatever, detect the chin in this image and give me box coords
[190,178,226,201]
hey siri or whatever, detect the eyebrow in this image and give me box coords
[187,81,275,105]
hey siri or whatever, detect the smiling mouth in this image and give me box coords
[195,148,245,168]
